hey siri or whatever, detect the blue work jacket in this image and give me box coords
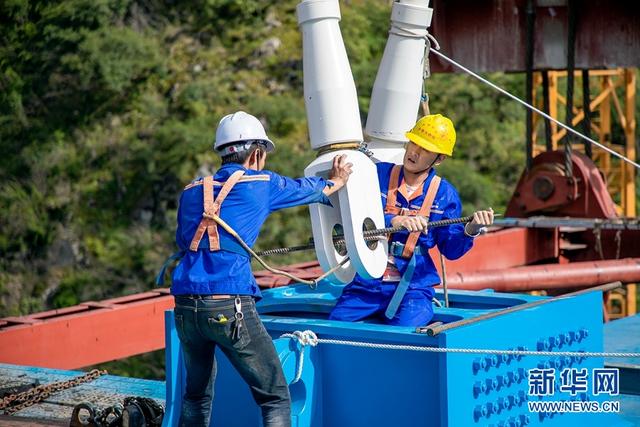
[354,162,475,291]
[171,163,331,298]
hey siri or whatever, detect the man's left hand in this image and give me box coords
[464,208,494,236]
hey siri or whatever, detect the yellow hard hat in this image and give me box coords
[405,114,456,156]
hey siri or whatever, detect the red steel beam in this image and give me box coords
[0,290,174,369]
[430,227,559,274]
[443,258,640,292]
[430,0,640,72]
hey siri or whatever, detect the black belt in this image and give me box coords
[177,294,255,300]
[178,294,233,300]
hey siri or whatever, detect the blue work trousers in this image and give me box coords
[329,281,435,326]
[173,296,291,427]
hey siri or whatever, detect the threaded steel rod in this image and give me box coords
[256,215,475,257]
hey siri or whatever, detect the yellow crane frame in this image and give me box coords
[531,68,637,318]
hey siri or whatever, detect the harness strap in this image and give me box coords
[384,165,402,214]
[401,175,441,258]
[385,250,420,319]
[384,207,420,216]
[183,175,270,191]
[189,170,245,251]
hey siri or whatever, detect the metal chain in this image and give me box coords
[0,369,107,415]
[281,331,640,358]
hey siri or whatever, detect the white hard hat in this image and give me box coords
[214,111,275,155]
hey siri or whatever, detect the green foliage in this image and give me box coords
[87,349,165,380]
[4,0,628,377]
[0,0,533,319]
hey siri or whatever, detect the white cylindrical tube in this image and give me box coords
[297,0,363,149]
[365,0,433,164]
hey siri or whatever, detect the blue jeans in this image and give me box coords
[174,296,291,427]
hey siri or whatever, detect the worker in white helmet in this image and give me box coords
[164,111,352,427]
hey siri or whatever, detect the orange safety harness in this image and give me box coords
[384,164,441,259]
[189,170,245,252]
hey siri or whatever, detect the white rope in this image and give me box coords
[429,48,640,170]
[280,331,640,358]
[284,330,318,384]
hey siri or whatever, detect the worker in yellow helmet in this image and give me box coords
[330,114,494,326]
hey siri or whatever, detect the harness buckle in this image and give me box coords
[390,241,406,258]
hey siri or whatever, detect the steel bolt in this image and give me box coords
[515,346,526,361]
[504,373,513,388]
[490,402,500,415]
[537,339,550,351]
[538,361,552,370]
[474,405,487,421]
[518,390,528,404]
[473,381,487,398]
[509,394,520,408]
[564,332,573,345]
[493,401,503,415]
[501,353,511,365]
[498,397,510,411]
[489,355,500,368]
[579,329,589,341]
[485,378,498,393]
[554,358,564,370]
[473,358,487,374]
[569,330,579,342]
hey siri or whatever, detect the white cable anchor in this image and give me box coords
[282,330,319,384]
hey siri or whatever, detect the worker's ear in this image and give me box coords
[435,154,445,166]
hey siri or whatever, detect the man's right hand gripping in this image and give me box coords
[323,154,353,197]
